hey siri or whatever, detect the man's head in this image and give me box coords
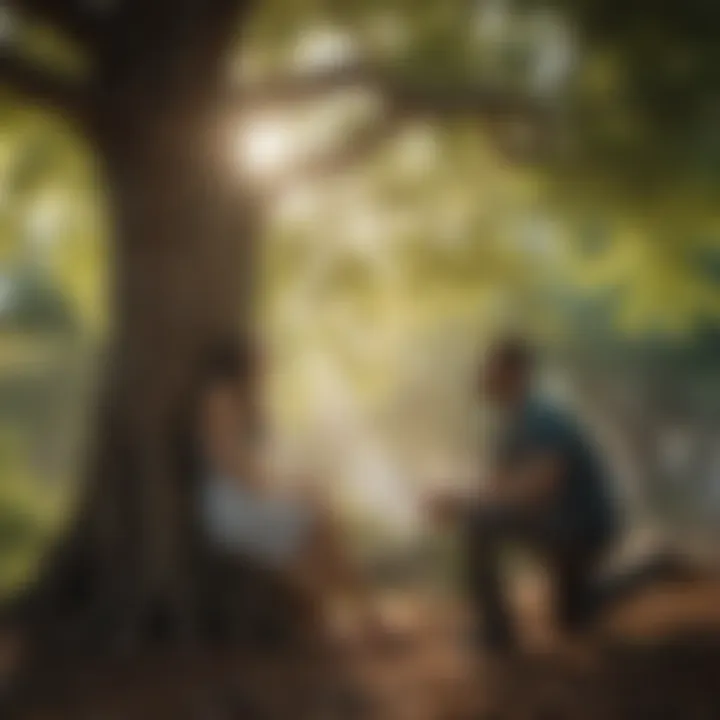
[480,335,534,407]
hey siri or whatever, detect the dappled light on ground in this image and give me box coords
[11,579,720,719]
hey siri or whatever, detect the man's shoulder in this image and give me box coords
[522,398,579,440]
[523,397,570,424]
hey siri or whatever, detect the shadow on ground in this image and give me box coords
[8,580,720,719]
[466,630,720,720]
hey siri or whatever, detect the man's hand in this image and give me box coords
[495,453,564,510]
[424,489,474,526]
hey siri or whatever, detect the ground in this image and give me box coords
[9,578,720,719]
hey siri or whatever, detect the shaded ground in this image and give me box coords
[10,579,720,719]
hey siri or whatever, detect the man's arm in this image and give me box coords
[425,451,565,525]
[490,451,565,510]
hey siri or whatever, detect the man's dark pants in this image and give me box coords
[464,504,611,650]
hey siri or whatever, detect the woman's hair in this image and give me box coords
[178,334,262,488]
[196,334,259,393]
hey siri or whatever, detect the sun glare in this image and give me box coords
[292,27,359,72]
[238,119,296,179]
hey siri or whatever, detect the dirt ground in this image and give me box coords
[9,579,720,719]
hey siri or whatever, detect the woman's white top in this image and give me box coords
[201,473,312,568]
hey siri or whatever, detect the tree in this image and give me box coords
[0,0,543,662]
[1,0,718,669]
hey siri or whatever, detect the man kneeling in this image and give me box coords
[428,337,618,652]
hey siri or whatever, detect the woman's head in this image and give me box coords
[194,335,263,469]
[198,335,259,398]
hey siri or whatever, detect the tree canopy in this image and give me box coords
[0,0,718,532]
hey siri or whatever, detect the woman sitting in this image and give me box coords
[192,337,375,648]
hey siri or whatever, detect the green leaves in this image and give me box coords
[0,102,106,333]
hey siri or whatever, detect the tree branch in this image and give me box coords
[0,50,89,119]
[247,112,404,210]
[239,64,374,106]
[386,81,548,123]
[273,113,402,195]
[10,0,105,50]
[239,63,550,124]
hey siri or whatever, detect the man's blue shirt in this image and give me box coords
[497,398,617,544]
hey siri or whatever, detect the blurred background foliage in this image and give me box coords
[0,0,718,591]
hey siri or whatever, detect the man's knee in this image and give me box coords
[466,504,509,537]
[468,505,550,548]
[464,509,515,571]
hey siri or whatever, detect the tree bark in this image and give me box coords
[8,16,280,658]
[111,111,257,625]
[19,100,261,656]
[0,6,327,689]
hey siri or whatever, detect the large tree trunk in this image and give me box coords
[103,115,256,632]
[0,8,334,718]
[13,1,296,660]
[12,113,322,707]
[24,108,259,656]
